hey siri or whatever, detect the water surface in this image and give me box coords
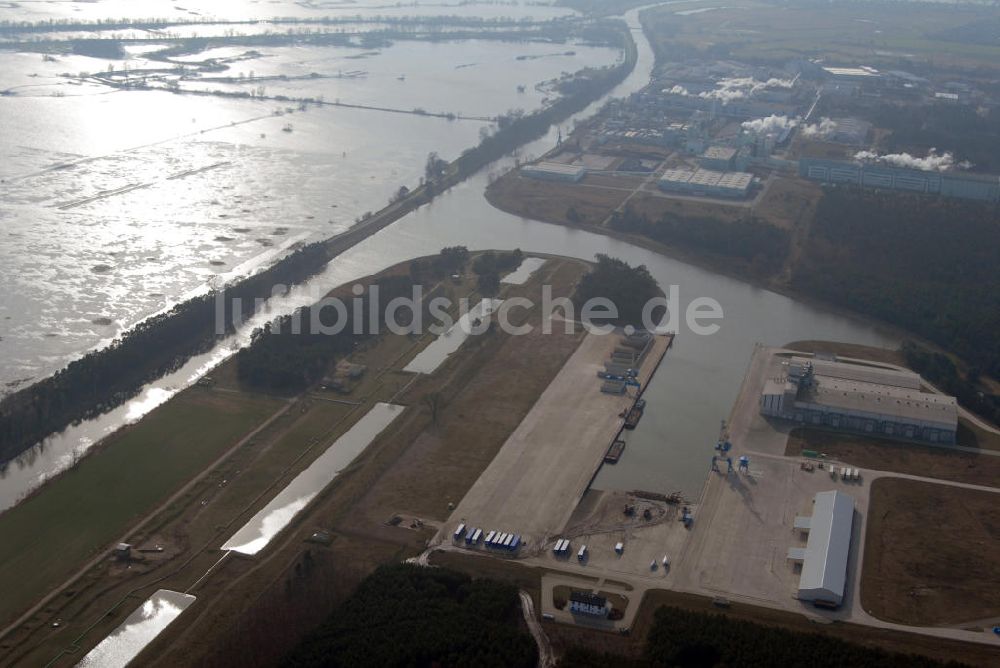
[76,590,195,668]
[221,402,403,555]
[403,298,503,374]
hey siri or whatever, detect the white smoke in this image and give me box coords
[802,117,838,139]
[742,114,798,135]
[853,148,971,172]
[664,85,689,96]
[698,76,796,104]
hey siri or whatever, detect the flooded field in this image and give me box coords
[221,402,403,555]
[0,0,576,25]
[0,5,619,395]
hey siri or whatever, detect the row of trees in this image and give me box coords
[449,20,636,179]
[0,242,332,465]
[282,564,536,667]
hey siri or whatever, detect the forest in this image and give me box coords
[573,254,663,327]
[793,188,1000,381]
[900,342,1000,427]
[867,104,1000,173]
[237,247,527,393]
[281,564,536,668]
[235,273,416,394]
[608,205,790,279]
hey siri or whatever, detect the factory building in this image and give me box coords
[658,167,753,199]
[787,491,854,608]
[760,355,958,444]
[799,158,1000,203]
[521,161,587,183]
[699,145,737,170]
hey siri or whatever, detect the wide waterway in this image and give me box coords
[0,2,895,511]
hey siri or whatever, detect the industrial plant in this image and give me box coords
[760,355,958,444]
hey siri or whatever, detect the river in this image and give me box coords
[0,1,895,511]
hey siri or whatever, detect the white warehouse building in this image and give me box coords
[658,167,753,199]
[521,161,587,182]
[760,354,958,444]
[788,490,855,607]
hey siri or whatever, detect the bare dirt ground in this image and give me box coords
[753,177,823,230]
[486,173,629,227]
[626,190,747,224]
[861,478,1000,627]
[786,428,1000,487]
[629,589,1000,667]
[784,340,905,367]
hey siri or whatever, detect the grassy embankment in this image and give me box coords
[0,389,281,627]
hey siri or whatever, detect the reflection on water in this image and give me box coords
[221,402,403,555]
[76,590,195,668]
[0,33,618,393]
[0,0,576,24]
[500,257,547,285]
[123,388,174,422]
[403,299,503,374]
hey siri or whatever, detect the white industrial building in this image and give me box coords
[658,167,753,199]
[699,145,737,170]
[787,490,855,607]
[760,354,958,444]
[822,65,880,83]
[521,161,587,182]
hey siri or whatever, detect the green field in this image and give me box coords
[0,388,281,625]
